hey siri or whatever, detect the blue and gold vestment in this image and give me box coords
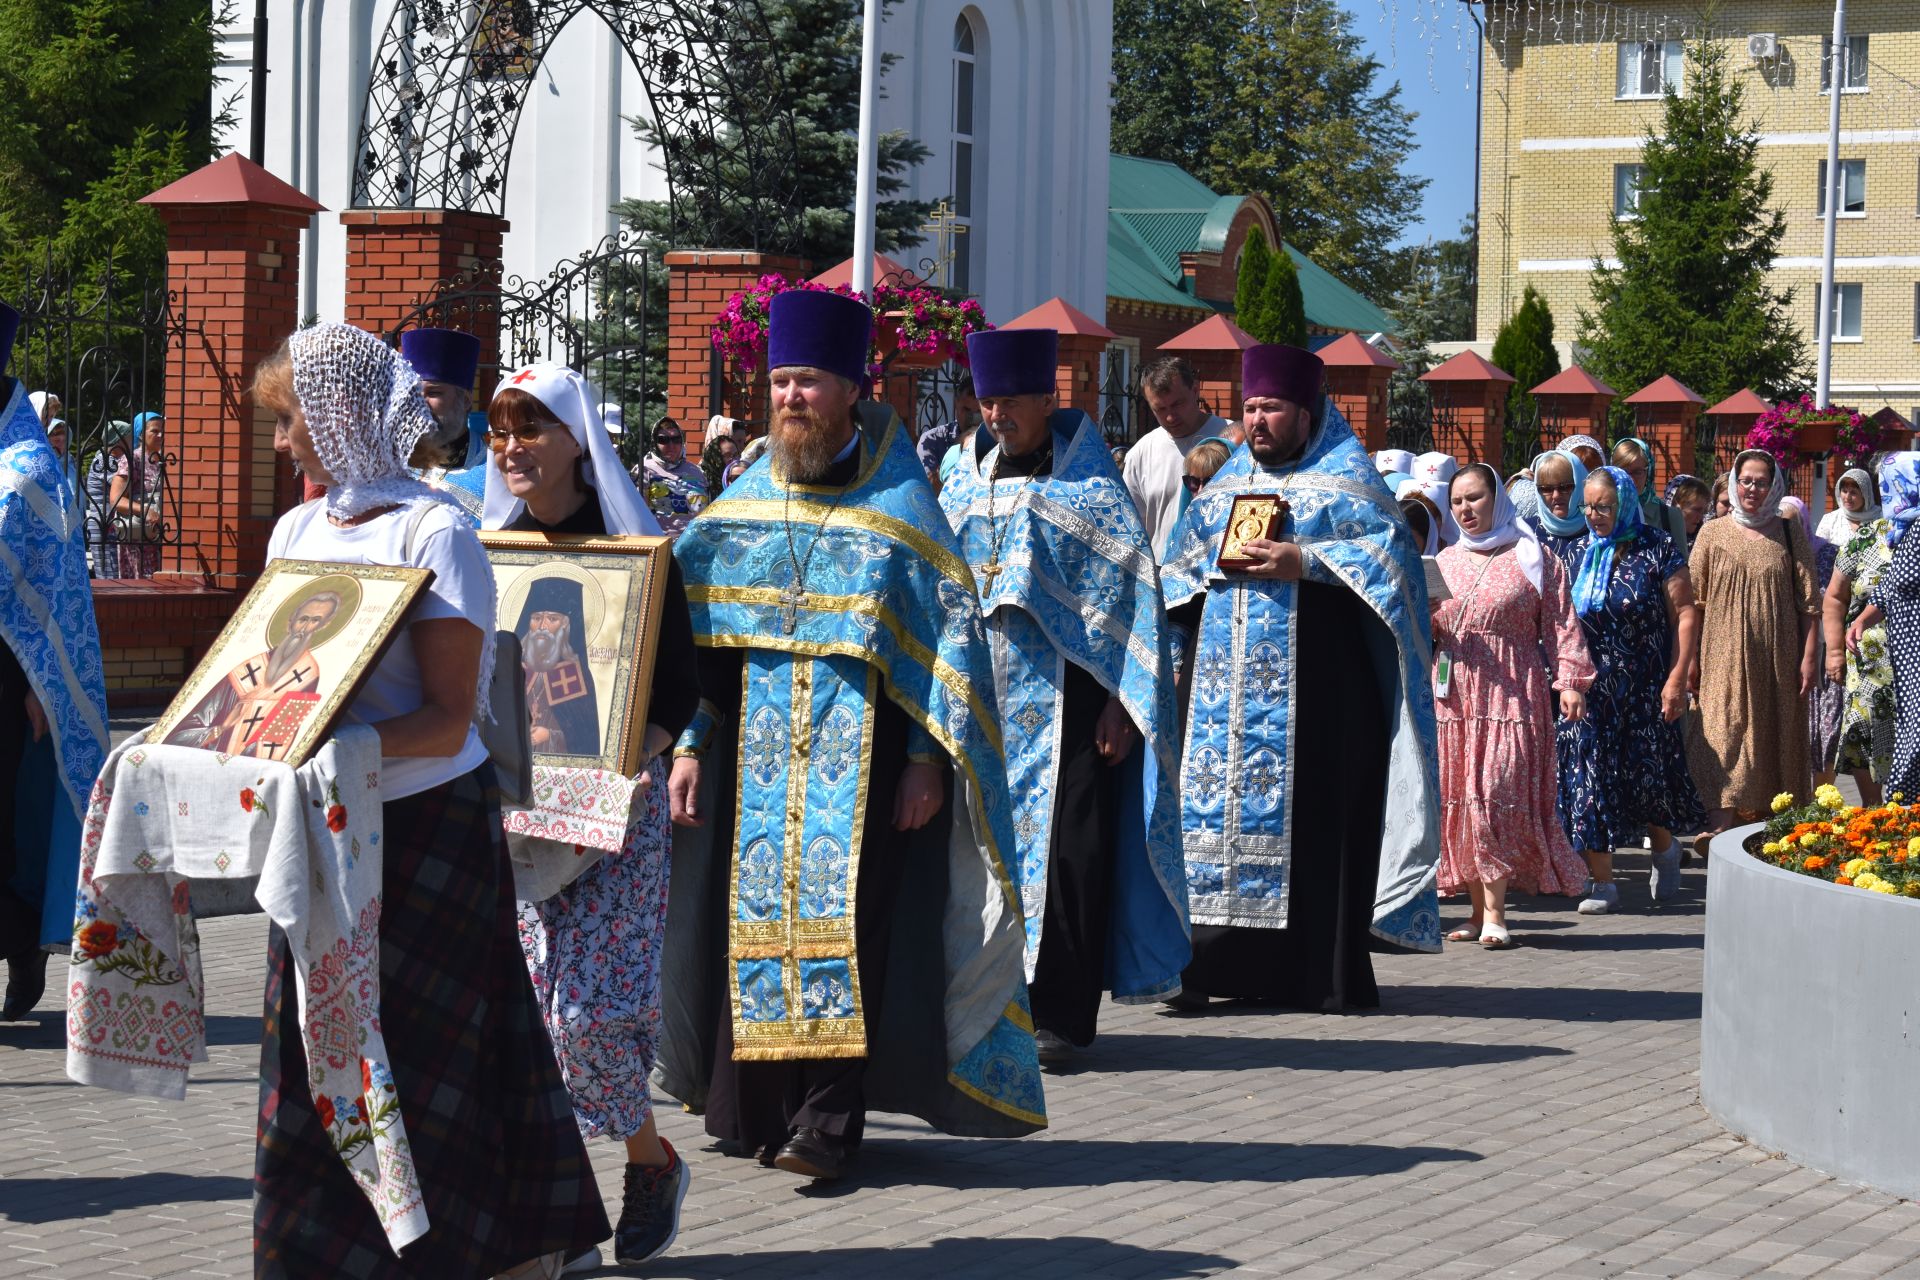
[658,403,1045,1135]
[1161,402,1443,952]
[938,410,1188,1001]
[420,415,489,526]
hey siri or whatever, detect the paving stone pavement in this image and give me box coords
[4,853,1919,1279]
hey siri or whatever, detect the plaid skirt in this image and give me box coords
[254,765,610,1278]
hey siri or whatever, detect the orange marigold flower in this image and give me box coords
[1836,876,1854,886]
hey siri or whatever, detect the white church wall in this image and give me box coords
[214,0,1110,330]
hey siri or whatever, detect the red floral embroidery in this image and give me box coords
[327,804,349,833]
[315,1094,336,1129]
[76,920,119,958]
[240,789,255,813]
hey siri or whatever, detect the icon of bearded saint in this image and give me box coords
[517,575,600,757]
[166,589,340,758]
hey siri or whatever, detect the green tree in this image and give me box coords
[0,0,226,286]
[1263,248,1307,348]
[1382,215,1477,343]
[1113,0,1426,301]
[1234,228,1274,340]
[1577,34,1808,418]
[1491,284,1560,420]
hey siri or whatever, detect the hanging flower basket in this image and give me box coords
[710,273,990,383]
[1745,396,1875,470]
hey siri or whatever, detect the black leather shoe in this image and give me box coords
[2,951,47,1021]
[772,1126,845,1180]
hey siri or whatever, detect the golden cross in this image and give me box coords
[921,199,969,289]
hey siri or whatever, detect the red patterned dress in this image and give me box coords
[1432,543,1595,895]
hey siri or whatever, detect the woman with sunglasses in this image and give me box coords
[1686,449,1819,849]
[1526,450,1591,576]
[637,417,710,536]
[483,368,701,1269]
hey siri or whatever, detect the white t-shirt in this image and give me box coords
[1815,506,1860,547]
[1123,415,1234,561]
[267,497,494,799]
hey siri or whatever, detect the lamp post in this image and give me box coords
[1811,0,1848,524]
[850,0,881,298]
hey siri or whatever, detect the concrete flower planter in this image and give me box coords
[1701,825,1920,1199]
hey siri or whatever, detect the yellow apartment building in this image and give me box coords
[1476,0,1920,416]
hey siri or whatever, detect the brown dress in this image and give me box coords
[1688,515,1818,813]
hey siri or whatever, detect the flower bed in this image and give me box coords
[1749,784,1920,896]
[1701,823,1920,1200]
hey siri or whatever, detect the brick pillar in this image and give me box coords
[1003,297,1115,418]
[1419,351,1515,466]
[1158,314,1256,428]
[1704,389,1772,477]
[1318,333,1400,451]
[1531,366,1618,457]
[664,251,808,454]
[1624,375,1706,489]
[139,154,323,589]
[339,209,510,397]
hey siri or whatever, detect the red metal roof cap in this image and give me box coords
[1531,365,1618,398]
[1004,296,1116,339]
[1317,331,1401,370]
[1418,350,1515,384]
[140,153,325,214]
[1159,313,1257,353]
[1869,405,1911,428]
[808,253,922,290]
[1624,374,1706,406]
[1703,387,1771,416]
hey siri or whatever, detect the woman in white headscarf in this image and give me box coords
[249,324,608,1279]
[482,362,697,1269]
[1814,466,1881,546]
[1686,448,1819,846]
[1431,463,1594,949]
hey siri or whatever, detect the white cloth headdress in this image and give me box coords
[483,364,663,535]
[598,402,625,436]
[1397,475,1459,549]
[1374,448,1415,477]
[1450,462,1546,593]
[1412,451,1458,485]
[1728,448,1787,530]
[289,322,447,520]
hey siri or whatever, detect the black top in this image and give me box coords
[503,495,701,741]
[973,425,1057,477]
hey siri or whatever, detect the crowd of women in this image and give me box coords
[18,391,170,578]
[1374,431,1920,950]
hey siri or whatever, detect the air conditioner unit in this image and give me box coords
[1747,32,1778,61]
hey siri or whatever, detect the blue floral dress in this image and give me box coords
[1556,527,1707,850]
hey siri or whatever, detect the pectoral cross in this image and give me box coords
[778,584,806,635]
[980,561,1002,580]
[921,199,968,289]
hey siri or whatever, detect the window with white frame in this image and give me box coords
[1616,39,1682,98]
[1818,282,1864,340]
[949,14,978,294]
[1817,159,1867,216]
[1821,33,1869,92]
[1613,164,1647,217]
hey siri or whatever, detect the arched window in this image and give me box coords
[950,13,978,293]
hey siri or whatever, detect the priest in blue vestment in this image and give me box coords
[657,290,1045,1181]
[1162,343,1442,1012]
[0,302,111,1019]
[937,327,1187,1065]
[404,327,489,524]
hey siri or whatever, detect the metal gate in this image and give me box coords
[388,229,654,459]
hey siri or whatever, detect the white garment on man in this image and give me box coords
[1122,414,1234,561]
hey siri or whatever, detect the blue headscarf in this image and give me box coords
[1880,453,1920,547]
[1572,465,1644,616]
[131,411,160,448]
[1530,448,1589,538]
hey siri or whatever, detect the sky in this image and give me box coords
[1338,0,1482,247]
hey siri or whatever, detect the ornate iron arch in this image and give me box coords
[352,0,801,247]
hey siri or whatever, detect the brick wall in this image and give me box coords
[340,210,510,397]
[663,251,808,453]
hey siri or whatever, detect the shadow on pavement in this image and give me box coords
[658,1236,1234,1278]
[1084,1034,1570,1073]
[0,1010,259,1051]
[842,1138,1480,1191]
[1383,985,1700,1021]
[0,1173,251,1222]
[1512,931,1703,952]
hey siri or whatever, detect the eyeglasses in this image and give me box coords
[1536,483,1574,498]
[1736,477,1772,490]
[1183,475,1206,493]
[486,423,555,451]
[655,434,683,445]
[1583,503,1617,516]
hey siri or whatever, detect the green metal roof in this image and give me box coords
[1107,152,1395,335]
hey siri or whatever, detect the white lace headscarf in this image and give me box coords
[289,322,447,520]
[288,321,495,721]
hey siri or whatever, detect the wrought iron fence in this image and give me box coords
[1503,401,1544,478]
[1384,377,1436,456]
[4,251,190,578]
[389,229,655,466]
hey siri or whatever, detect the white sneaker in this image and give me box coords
[560,1247,603,1276]
[1577,880,1619,915]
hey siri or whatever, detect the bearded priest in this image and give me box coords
[658,289,1045,1182]
[1162,343,1443,1012]
[936,326,1187,1066]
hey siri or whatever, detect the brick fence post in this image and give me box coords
[1158,315,1257,426]
[663,251,809,453]
[338,210,510,398]
[1624,375,1706,491]
[1419,351,1514,466]
[1318,333,1400,452]
[1532,366,1618,457]
[1003,297,1116,418]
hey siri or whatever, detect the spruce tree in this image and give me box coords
[1264,248,1308,348]
[1235,229,1274,340]
[1577,35,1807,412]
[1491,284,1560,420]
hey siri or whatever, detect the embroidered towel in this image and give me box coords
[64,727,429,1252]
[503,764,643,902]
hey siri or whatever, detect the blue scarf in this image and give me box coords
[1530,449,1589,538]
[1572,465,1644,616]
